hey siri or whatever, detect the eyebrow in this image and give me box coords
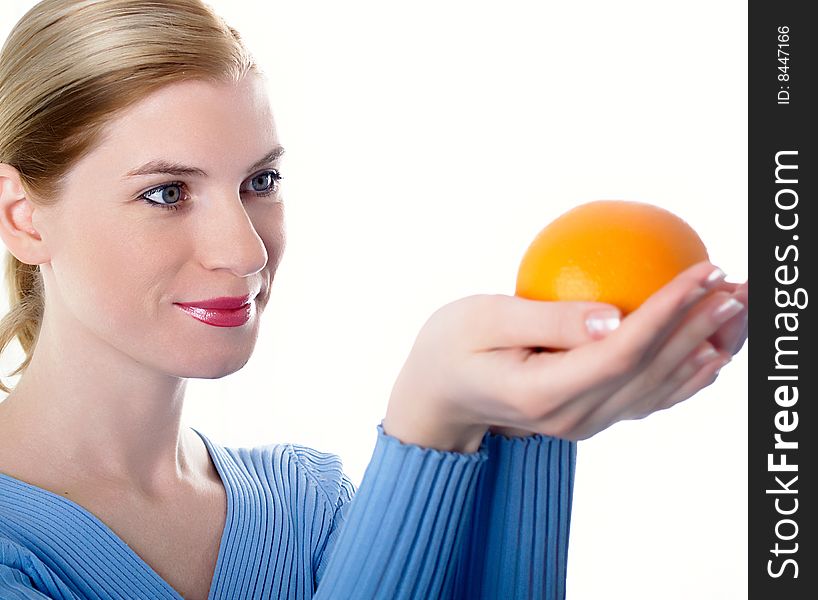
[123,145,286,178]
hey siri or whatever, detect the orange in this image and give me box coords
[515,200,709,315]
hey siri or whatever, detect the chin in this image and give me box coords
[158,336,258,379]
[172,354,253,379]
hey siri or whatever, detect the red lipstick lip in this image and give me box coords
[173,299,254,328]
[174,295,253,310]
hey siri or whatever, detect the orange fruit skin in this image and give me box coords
[515,200,709,315]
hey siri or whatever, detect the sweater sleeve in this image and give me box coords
[313,421,489,599]
[310,424,577,599]
[0,566,54,600]
[0,537,77,600]
[453,431,577,600]
[0,540,56,600]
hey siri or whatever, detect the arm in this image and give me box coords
[0,538,70,600]
[313,265,746,597]
[313,421,489,599]
[311,424,576,600]
[447,278,746,598]
[454,432,576,599]
[0,565,55,599]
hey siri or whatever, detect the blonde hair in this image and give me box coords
[0,0,257,394]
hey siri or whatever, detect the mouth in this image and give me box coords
[174,295,254,309]
[173,294,255,327]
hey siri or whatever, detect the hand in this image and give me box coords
[383,261,748,452]
[490,275,748,439]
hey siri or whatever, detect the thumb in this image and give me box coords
[484,294,622,350]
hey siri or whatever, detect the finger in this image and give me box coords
[627,289,744,392]
[608,261,729,361]
[709,279,743,295]
[558,261,725,389]
[708,280,748,354]
[731,316,749,354]
[708,308,747,355]
[566,341,728,439]
[517,269,739,439]
[652,351,731,413]
[479,262,727,434]
[635,341,727,416]
[478,294,623,351]
[511,328,713,438]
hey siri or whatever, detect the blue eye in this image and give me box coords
[140,183,186,211]
[138,169,283,212]
[247,169,283,196]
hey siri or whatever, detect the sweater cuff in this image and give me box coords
[458,430,577,599]
[314,421,489,598]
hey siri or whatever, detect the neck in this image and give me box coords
[1,324,200,497]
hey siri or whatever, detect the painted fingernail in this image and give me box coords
[693,345,719,367]
[703,267,726,290]
[713,298,744,323]
[586,310,621,337]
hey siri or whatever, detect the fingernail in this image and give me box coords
[704,267,727,289]
[713,298,744,323]
[693,345,719,367]
[586,310,621,337]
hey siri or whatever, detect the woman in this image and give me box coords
[0,1,748,599]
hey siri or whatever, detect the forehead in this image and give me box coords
[74,74,278,178]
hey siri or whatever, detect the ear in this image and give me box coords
[0,163,50,266]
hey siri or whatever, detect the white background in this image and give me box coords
[1,1,748,598]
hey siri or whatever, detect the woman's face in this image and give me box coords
[32,73,286,378]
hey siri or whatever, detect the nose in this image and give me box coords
[196,192,270,278]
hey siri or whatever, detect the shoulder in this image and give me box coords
[0,535,71,597]
[207,431,356,514]
[0,535,30,569]
[286,443,357,512]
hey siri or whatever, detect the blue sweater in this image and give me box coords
[0,422,576,599]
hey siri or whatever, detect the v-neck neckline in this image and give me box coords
[0,426,235,600]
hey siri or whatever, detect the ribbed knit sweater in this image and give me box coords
[0,422,576,599]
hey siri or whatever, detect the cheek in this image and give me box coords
[51,213,173,330]
[253,204,286,268]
